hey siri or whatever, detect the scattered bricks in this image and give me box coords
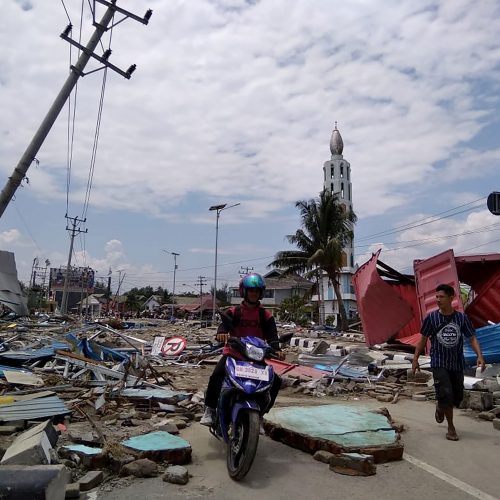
[65,482,80,499]
[493,420,500,431]
[193,413,204,422]
[0,465,70,500]
[169,419,187,429]
[313,450,334,464]
[406,369,432,383]
[163,465,189,485]
[478,411,495,421]
[78,470,104,492]
[492,407,500,417]
[329,453,376,476]
[412,395,428,402]
[121,458,159,478]
[376,395,393,403]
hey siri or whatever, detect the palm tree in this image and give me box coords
[269,189,356,331]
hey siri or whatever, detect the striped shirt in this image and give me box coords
[421,310,475,370]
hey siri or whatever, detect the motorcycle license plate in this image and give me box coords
[234,364,269,381]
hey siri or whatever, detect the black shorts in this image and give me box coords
[432,367,464,409]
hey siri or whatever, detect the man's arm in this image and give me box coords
[469,335,486,372]
[411,334,428,373]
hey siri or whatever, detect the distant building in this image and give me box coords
[142,294,162,312]
[230,270,313,313]
[316,124,357,324]
[49,266,95,312]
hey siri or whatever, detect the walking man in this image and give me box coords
[412,284,485,441]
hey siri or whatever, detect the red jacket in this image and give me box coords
[218,301,279,357]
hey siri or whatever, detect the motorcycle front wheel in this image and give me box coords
[226,409,260,481]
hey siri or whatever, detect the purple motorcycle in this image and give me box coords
[209,336,276,480]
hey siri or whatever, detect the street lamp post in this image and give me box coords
[209,202,240,324]
[163,250,179,319]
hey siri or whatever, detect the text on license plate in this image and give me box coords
[234,364,269,381]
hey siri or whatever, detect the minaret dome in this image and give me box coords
[329,122,344,156]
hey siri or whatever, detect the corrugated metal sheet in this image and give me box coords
[464,268,500,327]
[455,253,500,293]
[464,323,500,365]
[414,249,463,319]
[386,282,421,340]
[0,395,70,422]
[352,250,414,346]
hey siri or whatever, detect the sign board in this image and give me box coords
[487,191,500,216]
[161,336,188,356]
[151,336,166,356]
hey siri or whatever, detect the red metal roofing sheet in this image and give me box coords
[414,249,464,319]
[386,282,421,340]
[465,267,500,327]
[353,250,415,347]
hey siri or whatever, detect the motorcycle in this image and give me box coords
[209,335,277,481]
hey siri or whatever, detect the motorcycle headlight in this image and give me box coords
[245,343,265,361]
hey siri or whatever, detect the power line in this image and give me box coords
[60,0,72,24]
[356,198,486,242]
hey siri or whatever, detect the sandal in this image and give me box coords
[446,432,459,441]
[435,407,444,423]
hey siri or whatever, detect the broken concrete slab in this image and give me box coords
[16,420,59,447]
[1,429,52,465]
[121,431,191,464]
[0,464,70,500]
[329,452,376,476]
[59,444,106,468]
[265,404,403,463]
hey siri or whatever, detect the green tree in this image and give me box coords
[269,189,356,331]
[278,295,310,326]
[211,283,231,306]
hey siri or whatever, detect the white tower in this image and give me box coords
[320,123,357,323]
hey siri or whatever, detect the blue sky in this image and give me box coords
[1,0,500,294]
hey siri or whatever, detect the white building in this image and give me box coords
[316,123,357,325]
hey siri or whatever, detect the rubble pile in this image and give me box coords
[1,314,499,495]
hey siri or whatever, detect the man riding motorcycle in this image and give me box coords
[201,273,284,426]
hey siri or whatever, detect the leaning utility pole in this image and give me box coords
[60,215,87,314]
[0,1,152,218]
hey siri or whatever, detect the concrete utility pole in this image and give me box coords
[0,1,152,218]
[195,276,207,323]
[60,215,87,314]
[163,250,179,318]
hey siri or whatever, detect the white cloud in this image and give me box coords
[0,229,22,245]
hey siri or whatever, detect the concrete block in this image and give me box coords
[0,464,70,500]
[65,483,80,499]
[493,419,500,431]
[329,453,376,476]
[1,431,52,465]
[78,470,104,491]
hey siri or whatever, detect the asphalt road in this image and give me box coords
[95,397,500,500]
